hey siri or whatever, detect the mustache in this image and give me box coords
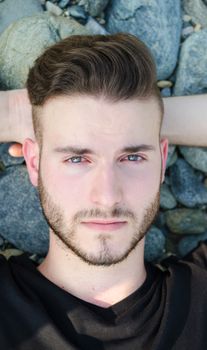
[73,208,136,223]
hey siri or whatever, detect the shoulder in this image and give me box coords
[0,253,35,292]
[181,241,207,269]
[160,250,207,301]
[161,240,207,277]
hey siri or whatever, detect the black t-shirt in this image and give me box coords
[0,243,207,350]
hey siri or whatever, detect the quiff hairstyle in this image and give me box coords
[27,33,163,144]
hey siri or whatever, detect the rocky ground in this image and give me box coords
[0,0,207,263]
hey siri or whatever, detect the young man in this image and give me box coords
[0,33,207,349]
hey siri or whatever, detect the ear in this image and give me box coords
[23,138,40,187]
[160,138,168,183]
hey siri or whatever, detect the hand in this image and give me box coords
[5,89,34,157]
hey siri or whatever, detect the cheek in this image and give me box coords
[123,163,161,203]
[40,162,88,207]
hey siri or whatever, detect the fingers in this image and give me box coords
[8,143,23,157]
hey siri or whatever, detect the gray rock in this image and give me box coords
[78,0,110,17]
[163,175,171,187]
[170,158,207,207]
[157,80,173,89]
[174,29,207,95]
[45,1,63,16]
[0,161,4,172]
[105,0,182,80]
[144,226,166,262]
[178,231,207,257]
[160,183,177,210]
[0,236,4,246]
[0,0,43,34]
[181,26,194,39]
[68,5,88,24]
[165,208,207,234]
[161,87,172,98]
[179,146,207,173]
[85,16,108,35]
[58,0,70,9]
[0,165,49,254]
[182,0,207,27]
[182,15,192,23]
[154,212,166,230]
[166,145,177,168]
[0,12,91,89]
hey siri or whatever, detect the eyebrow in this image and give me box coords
[121,145,156,153]
[53,144,156,155]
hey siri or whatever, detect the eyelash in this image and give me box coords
[65,154,145,164]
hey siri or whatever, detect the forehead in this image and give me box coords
[40,95,161,148]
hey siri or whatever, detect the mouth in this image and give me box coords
[81,220,127,231]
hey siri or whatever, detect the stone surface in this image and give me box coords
[157,80,173,88]
[85,16,108,35]
[160,87,172,97]
[0,166,49,254]
[0,12,91,89]
[194,23,202,32]
[165,208,207,234]
[68,5,88,24]
[45,1,63,16]
[58,0,70,9]
[182,0,207,27]
[155,212,167,231]
[170,158,207,207]
[160,183,177,210]
[0,0,43,34]
[166,145,177,168]
[179,146,207,173]
[79,0,110,17]
[178,232,207,257]
[0,236,4,246]
[183,15,192,23]
[0,161,4,172]
[181,26,194,38]
[105,0,182,80]
[144,226,166,262]
[174,29,207,95]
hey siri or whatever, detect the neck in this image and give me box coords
[37,232,146,308]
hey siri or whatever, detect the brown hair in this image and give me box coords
[27,33,163,143]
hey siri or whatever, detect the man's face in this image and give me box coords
[31,95,168,266]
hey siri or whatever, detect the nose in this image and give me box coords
[89,165,123,208]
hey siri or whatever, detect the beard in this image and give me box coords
[38,173,161,267]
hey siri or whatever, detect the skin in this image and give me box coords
[23,95,168,308]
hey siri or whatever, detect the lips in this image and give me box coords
[81,220,127,231]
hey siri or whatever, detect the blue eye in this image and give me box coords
[123,154,144,162]
[69,156,83,163]
[127,154,140,161]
